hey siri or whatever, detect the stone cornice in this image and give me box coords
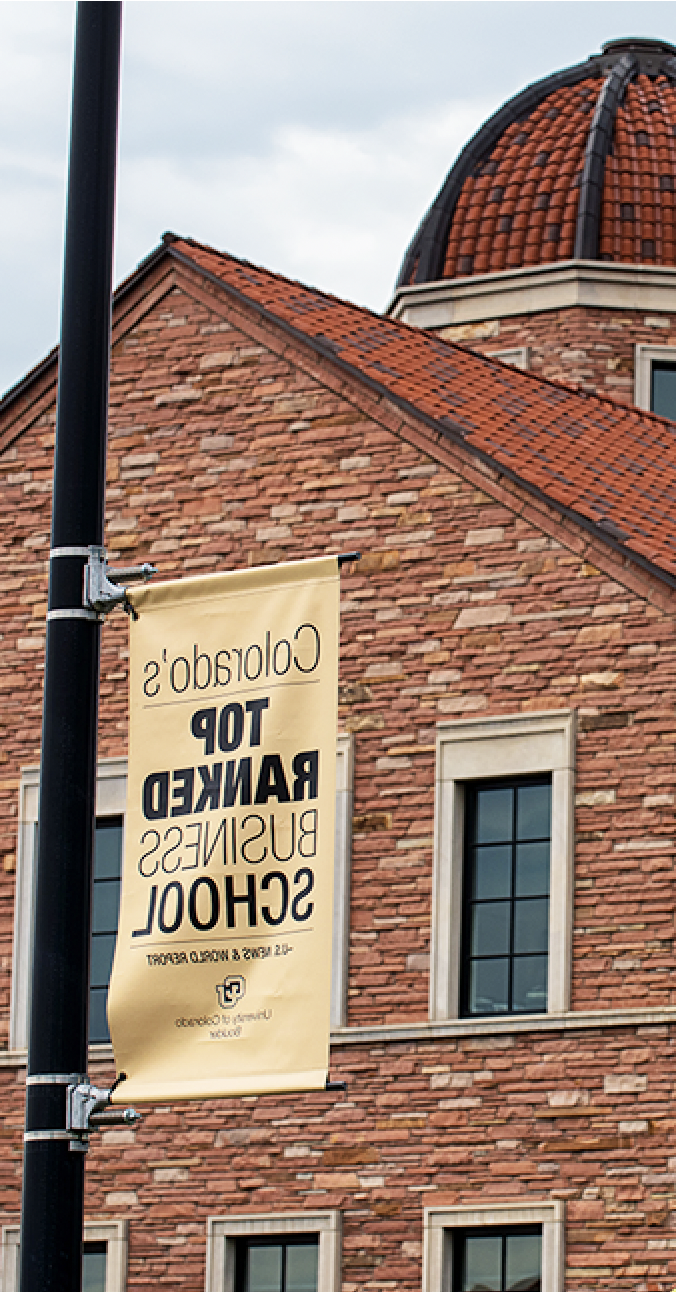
[388,259,676,329]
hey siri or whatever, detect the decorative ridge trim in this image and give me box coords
[574,53,637,259]
[396,56,603,290]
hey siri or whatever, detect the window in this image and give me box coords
[461,778,550,1017]
[206,1213,340,1292]
[235,1236,318,1292]
[634,343,676,417]
[2,1220,127,1292]
[11,758,127,1052]
[453,1227,541,1291]
[12,737,353,1051]
[650,362,676,418]
[423,1203,563,1292]
[486,346,530,371]
[90,817,123,1044]
[332,733,353,1028]
[431,713,574,1021]
[83,1242,108,1292]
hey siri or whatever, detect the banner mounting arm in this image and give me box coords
[84,544,156,620]
[66,1078,141,1153]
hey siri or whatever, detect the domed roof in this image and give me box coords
[397,38,676,288]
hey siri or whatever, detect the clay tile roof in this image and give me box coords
[397,38,676,286]
[167,234,676,584]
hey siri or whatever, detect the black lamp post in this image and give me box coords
[18,6,122,1288]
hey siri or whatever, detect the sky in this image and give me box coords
[3,1,676,397]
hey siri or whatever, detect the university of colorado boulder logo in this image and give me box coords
[216,975,245,1009]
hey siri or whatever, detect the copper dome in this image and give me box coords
[397,38,676,287]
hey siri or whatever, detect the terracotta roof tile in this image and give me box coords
[169,236,676,582]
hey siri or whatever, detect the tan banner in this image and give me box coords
[107,557,339,1103]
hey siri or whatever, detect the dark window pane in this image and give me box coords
[512,955,548,1012]
[248,1245,283,1292]
[473,846,512,900]
[92,879,120,935]
[471,902,510,956]
[515,843,550,897]
[286,1245,319,1292]
[651,362,676,420]
[506,1233,541,1290]
[89,817,122,1044]
[475,788,513,844]
[463,778,550,1018]
[94,819,123,880]
[516,784,550,841]
[82,1248,106,1292]
[91,932,116,989]
[514,898,549,954]
[468,958,510,1014]
[463,1235,501,1290]
[89,987,109,1045]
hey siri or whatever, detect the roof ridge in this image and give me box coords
[170,233,676,436]
[166,232,672,428]
[5,232,676,589]
[168,232,408,330]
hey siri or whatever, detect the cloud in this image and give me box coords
[116,99,491,311]
[5,0,676,393]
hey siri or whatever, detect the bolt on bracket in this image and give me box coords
[66,1079,141,1153]
[84,545,156,619]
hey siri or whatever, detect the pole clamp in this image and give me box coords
[83,545,156,619]
[66,1079,141,1153]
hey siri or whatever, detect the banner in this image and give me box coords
[107,557,340,1102]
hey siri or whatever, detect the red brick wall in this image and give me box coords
[1,268,676,1287]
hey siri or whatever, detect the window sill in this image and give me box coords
[331,1003,676,1045]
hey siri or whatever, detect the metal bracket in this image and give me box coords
[66,1080,141,1153]
[83,545,156,619]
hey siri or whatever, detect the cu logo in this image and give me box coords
[216,976,245,1009]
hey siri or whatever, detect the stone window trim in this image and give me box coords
[423,1201,564,1292]
[634,342,676,410]
[2,1219,128,1292]
[486,345,530,370]
[206,1211,341,1292]
[431,711,575,1021]
[332,733,354,1028]
[11,735,353,1053]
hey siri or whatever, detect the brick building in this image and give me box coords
[3,37,676,1292]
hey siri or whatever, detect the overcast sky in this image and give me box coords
[3,1,676,396]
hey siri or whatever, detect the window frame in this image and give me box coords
[423,1202,564,1292]
[634,342,676,412]
[2,1219,128,1292]
[431,712,575,1021]
[206,1212,341,1292]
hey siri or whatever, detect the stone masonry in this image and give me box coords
[439,304,676,406]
